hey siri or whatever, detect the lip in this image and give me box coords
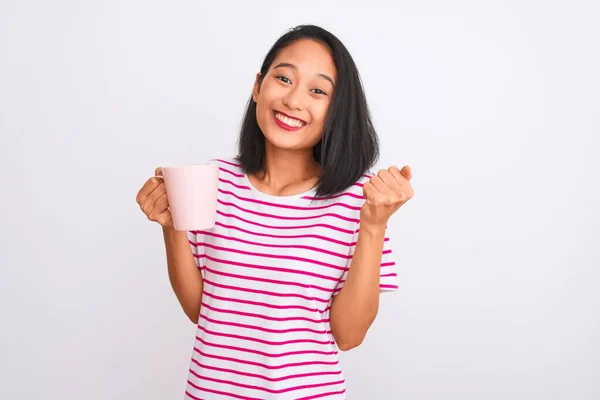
[273,111,307,131]
[274,110,307,125]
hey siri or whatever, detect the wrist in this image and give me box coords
[162,225,184,240]
[358,221,387,237]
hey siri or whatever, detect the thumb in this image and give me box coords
[401,166,412,181]
[155,167,163,177]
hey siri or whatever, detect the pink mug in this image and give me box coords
[161,164,219,231]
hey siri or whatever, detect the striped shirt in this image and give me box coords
[184,157,399,400]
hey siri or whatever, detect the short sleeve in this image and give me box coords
[187,230,206,278]
[332,223,399,296]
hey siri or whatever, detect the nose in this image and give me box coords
[282,86,305,111]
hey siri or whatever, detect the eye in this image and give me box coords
[276,76,291,84]
[312,88,328,95]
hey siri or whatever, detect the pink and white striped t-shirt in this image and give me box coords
[184,157,399,400]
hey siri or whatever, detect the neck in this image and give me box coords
[253,144,321,194]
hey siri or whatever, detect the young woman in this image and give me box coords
[136,24,414,400]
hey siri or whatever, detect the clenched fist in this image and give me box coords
[361,165,414,228]
[136,167,173,228]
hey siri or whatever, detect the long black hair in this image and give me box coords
[236,24,379,198]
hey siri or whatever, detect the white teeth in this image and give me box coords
[276,112,304,128]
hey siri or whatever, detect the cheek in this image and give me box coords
[255,85,280,120]
[257,80,280,105]
[256,100,270,119]
[303,105,329,145]
[255,91,274,124]
[310,101,330,129]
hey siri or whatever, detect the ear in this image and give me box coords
[252,72,262,103]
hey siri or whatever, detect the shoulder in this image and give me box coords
[203,156,251,192]
[349,170,377,191]
[307,172,373,210]
[346,172,374,200]
[206,156,241,169]
[205,156,245,176]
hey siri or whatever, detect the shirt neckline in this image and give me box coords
[242,172,318,203]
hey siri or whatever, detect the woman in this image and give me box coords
[136,24,414,400]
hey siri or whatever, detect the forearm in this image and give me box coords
[330,223,386,350]
[162,227,204,324]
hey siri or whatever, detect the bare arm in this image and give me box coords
[330,223,385,351]
[137,168,205,324]
[162,227,204,324]
[330,165,414,351]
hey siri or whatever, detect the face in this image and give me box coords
[252,39,337,152]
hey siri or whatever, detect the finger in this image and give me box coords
[155,167,163,177]
[388,166,407,185]
[148,182,167,206]
[369,175,392,194]
[141,183,167,215]
[363,181,377,202]
[155,209,172,227]
[363,182,389,207]
[377,169,402,192]
[136,176,162,204]
[148,192,169,220]
[400,165,412,181]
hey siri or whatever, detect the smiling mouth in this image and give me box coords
[273,111,307,131]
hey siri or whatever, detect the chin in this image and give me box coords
[259,118,321,152]
[264,134,307,151]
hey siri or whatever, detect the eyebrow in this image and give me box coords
[273,62,335,87]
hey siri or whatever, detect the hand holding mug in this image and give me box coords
[136,167,173,228]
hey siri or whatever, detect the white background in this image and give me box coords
[1,0,599,399]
